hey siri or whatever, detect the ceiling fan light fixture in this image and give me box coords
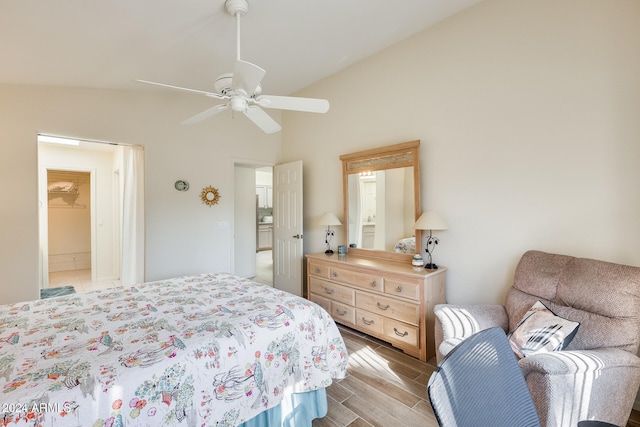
[231,97,247,112]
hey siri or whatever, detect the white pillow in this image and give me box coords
[508,300,580,358]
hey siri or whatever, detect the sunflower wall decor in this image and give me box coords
[200,186,220,207]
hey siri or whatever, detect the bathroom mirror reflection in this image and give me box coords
[341,141,421,261]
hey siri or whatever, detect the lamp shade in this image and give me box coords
[414,211,448,231]
[319,212,342,226]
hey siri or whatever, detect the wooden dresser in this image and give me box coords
[306,252,447,361]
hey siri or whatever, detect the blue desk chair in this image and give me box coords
[427,327,540,427]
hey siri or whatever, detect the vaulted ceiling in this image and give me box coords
[1,0,483,96]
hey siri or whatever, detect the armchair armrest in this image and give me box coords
[519,347,640,376]
[434,304,508,362]
[519,349,640,427]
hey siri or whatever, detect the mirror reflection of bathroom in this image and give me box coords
[255,167,273,285]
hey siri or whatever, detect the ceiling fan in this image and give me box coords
[137,0,329,134]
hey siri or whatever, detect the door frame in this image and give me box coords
[38,165,97,288]
[37,136,138,289]
[231,158,274,279]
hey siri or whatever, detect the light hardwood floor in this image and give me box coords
[253,249,273,286]
[317,325,640,427]
[315,325,439,427]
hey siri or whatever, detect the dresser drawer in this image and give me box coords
[330,267,383,292]
[309,277,355,306]
[308,261,330,279]
[384,318,419,348]
[330,301,356,326]
[355,309,384,335]
[384,279,420,301]
[355,291,419,326]
[309,293,332,313]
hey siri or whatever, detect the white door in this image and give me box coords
[273,160,303,296]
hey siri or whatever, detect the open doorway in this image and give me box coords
[233,160,304,295]
[45,169,101,293]
[255,167,273,285]
[38,135,145,294]
[233,163,273,285]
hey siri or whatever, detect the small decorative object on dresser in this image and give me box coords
[306,252,447,361]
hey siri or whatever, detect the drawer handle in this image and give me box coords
[335,308,347,316]
[333,271,338,278]
[376,302,390,311]
[362,317,374,325]
[315,268,321,273]
[394,328,409,338]
[324,287,335,295]
[371,280,377,287]
[396,285,403,293]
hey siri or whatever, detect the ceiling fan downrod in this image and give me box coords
[225,0,248,62]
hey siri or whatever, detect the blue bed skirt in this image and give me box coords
[239,388,328,427]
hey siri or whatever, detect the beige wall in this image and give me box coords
[282,0,640,305]
[283,1,640,406]
[0,84,280,304]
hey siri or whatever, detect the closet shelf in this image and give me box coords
[48,189,79,195]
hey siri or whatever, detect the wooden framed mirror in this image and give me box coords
[340,140,421,261]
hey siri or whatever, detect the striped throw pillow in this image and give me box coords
[508,300,580,358]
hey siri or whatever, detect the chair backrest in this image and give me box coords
[427,327,540,427]
[505,250,640,353]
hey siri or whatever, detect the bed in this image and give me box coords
[0,273,348,426]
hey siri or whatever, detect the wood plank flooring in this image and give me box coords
[314,325,439,427]
[315,325,640,427]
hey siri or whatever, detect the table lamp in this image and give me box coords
[414,211,448,269]
[319,212,342,254]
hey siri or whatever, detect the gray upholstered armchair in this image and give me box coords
[434,250,640,427]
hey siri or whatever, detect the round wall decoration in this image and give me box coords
[174,180,189,191]
[201,186,220,207]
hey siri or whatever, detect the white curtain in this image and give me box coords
[120,146,145,285]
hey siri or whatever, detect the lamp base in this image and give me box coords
[425,263,438,270]
[325,249,334,255]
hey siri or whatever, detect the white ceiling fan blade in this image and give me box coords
[136,79,226,100]
[232,60,265,95]
[256,95,330,113]
[181,104,230,125]
[243,107,281,134]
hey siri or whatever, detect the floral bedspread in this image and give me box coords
[0,273,348,426]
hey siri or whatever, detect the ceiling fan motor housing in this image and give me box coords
[214,74,233,95]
